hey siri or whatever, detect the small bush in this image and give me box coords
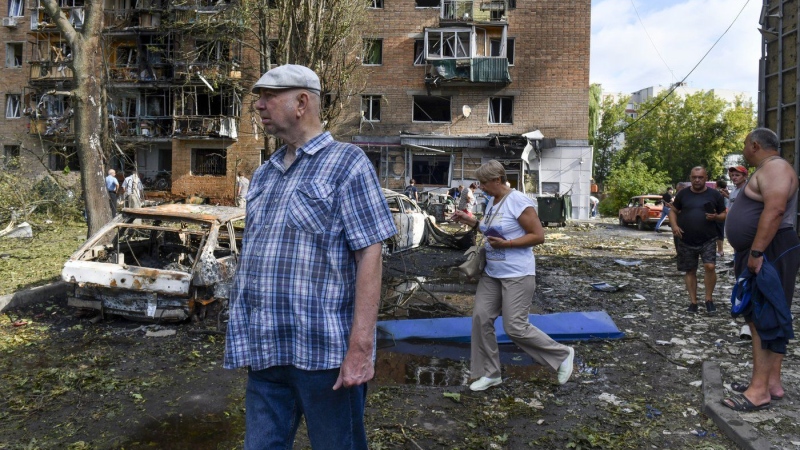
[599,160,670,216]
[0,171,83,224]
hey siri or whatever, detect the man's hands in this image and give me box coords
[672,225,683,239]
[333,342,374,390]
[747,254,764,274]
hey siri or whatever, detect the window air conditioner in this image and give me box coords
[3,17,19,27]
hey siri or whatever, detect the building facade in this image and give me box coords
[340,0,593,219]
[1,0,262,203]
[3,0,592,216]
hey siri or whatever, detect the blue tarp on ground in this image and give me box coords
[377,311,624,343]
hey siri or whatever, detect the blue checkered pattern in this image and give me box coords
[224,132,397,371]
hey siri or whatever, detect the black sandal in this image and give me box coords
[731,381,783,401]
[721,393,771,412]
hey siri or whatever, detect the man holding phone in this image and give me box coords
[668,167,727,314]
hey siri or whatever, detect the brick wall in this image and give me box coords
[332,0,591,142]
[170,134,262,203]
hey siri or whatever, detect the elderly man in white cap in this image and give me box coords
[223,64,396,450]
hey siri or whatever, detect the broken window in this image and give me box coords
[195,40,230,64]
[411,154,450,185]
[414,39,425,65]
[369,0,382,7]
[6,43,22,68]
[362,39,382,65]
[426,29,470,59]
[489,37,514,64]
[416,0,439,7]
[412,95,451,122]
[361,95,381,122]
[191,148,226,176]
[8,0,23,16]
[488,96,512,124]
[49,145,80,171]
[5,94,21,118]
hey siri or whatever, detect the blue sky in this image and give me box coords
[591,0,761,100]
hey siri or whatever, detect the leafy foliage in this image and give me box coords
[593,94,630,187]
[599,159,669,215]
[618,91,755,183]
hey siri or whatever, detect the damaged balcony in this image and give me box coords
[109,89,172,140]
[31,0,85,30]
[26,93,74,139]
[422,25,511,86]
[173,86,240,139]
[102,0,168,29]
[28,32,74,83]
[107,35,173,82]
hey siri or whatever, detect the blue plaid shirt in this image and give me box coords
[224,132,396,371]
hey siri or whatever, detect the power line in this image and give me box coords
[630,0,677,84]
[612,0,751,140]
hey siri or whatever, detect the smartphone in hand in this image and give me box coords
[484,227,505,239]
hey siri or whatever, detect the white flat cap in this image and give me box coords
[252,64,321,95]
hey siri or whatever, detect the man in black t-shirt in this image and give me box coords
[668,167,727,314]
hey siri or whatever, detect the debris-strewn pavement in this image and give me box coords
[2,218,799,449]
[543,219,800,450]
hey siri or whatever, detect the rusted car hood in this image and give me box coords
[62,261,191,295]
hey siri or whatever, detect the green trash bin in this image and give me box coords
[537,195,571,227]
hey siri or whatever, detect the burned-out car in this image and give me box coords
[62,205,244,321]
[618,195,667,230]
[383,189,434,253]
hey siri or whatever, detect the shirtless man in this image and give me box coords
[723,128,800,412]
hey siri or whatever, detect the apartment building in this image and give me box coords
[3,0,593,215]
[341,0,593,218]
[1,0,262,202]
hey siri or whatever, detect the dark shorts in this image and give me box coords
[733,228,800,354]
[675,238,717,272]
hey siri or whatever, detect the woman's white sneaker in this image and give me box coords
[557,347,575,385]
[469,376,502,391]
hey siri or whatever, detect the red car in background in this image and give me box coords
[618,195,668,231]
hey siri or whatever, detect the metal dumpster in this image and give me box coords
[537,195,571,227]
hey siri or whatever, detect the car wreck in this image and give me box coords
[62,204,244,322]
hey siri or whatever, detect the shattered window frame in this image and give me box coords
[412,95,451,123]
[3,144,20,170]
[8,0,23,16]
[5,42,23,68]
[413,39,425,65]
[362,38,383,65]
[488,96,513,124]
[361,95,382,122]
[191,148,227,176]
[5,94,21,119]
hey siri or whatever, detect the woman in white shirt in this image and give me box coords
[451,160,575,391]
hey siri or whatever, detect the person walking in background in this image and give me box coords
[236,171,249,208]
[404,179,419,202]
[726,165,748,205]
[122,169,144,209]
[723,128,800,412]
[715,180,730,257]
[655,187,673,232]
[224,64,397,449]
[668,167,727,314]
[589,195,599,218]
[451,160,574,391]
[105,169,119,217]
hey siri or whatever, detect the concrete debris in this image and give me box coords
[0,222,33,239]
[145,329,176,338]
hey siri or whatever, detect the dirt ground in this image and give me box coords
[3,218,797,449]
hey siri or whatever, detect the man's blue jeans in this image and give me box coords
[245,365,368,450]
[655,207,670,229]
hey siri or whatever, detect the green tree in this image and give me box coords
[593,94,629,187]
[599,159,669,216]
[588,83,602,146]
[620,91,755,184]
